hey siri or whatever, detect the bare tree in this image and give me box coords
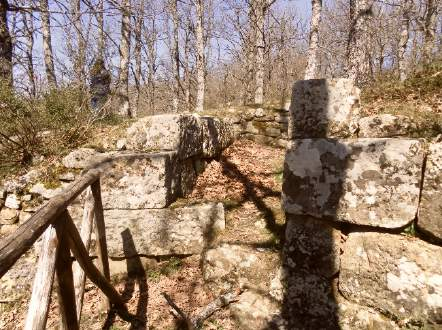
[0,0,12,85]
[398,0,412,81]
[134,0,145,114]
[347,0,374,86]
[71,0,85,83]
[22,8,36,95]
[169,0,180,112]
[422,0,439,64]
[40,0,57,88]
[194,0,205,112]
[118,0,132,117]
[305,0,322,79]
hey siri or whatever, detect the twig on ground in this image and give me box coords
[162,288,243,330]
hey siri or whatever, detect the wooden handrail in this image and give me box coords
[0,169,101,278]
[0,151,176,328]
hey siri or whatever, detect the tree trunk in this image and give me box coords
[0,0,12,86]
[145,18,156,114]
[22,10,35,96]
[347,0,374,87]
[254,0,265,105]
[170,0,180,112]
[97,0,105,60]
[422,0,438,65]
[398,0,411,81]
[304,0,322,80]
[118,0,132,117]
[134,0,145,116]
[40,0,57,88]
[195,0,205,113]
[245,2,256,105]
[72,0,85,84]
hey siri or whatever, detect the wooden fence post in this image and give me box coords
[91,179,111,310]
[55,211,79,330]
[24,225,59,330]
[73,188,95,321]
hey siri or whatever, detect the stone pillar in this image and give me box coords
[279,78,441,328]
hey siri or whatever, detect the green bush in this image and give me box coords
[0,84,95,177]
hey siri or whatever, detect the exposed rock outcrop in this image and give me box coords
[358,114,417,138]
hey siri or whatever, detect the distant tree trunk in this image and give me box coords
[145,16,157,114]
[183,20,191,110]
[169,0,180,112]
[195,0,205,113]
[398,0,411,81]
[254,0,274,105]
[254,1,265,105]
[347,0,374,87]
[422,0,438,65]
[134,0,145,115]
[71,0,85,84]
[0,0,12,86]
[97,0,105,60]
[245,2,256,104]
[40,0,57,88]
[304,0,322,80]
[118,0,131,117]
[22,10,36,96]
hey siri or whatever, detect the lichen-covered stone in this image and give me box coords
[100,152,180,209]
[289,79,360,138]
[284,215,341,277]
[201,116,234,158]
[230,291,283,330]
[418,142,442,240]
[282,138,424,228]
[358,114,417,138]
[62,148,104,169]
[103,203,225,257]
[202,244,279,295]
[125,114,204,159]
[29,183,64,199]
[0,208,19,225]
[339,232,442,325]
[5,194,20,209]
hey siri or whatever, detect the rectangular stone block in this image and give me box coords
[125,114,204,159]
[101,152,180,209]
[339,232,442,325]
[104,203,225,257]
[201,116,234,158]
[282,138,424,228]
[418,142,442,240]
[289,79,360,138]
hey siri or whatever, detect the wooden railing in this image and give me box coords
[0,167,138,329]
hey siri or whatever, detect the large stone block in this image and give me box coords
[418,142,442,240]
[100,152,180,209]
[358,114,417,138]
[125,114,204,159]
[284,215,341,278]
[289,79,360,138]
[103,203,225,257]
[339,232,442,325]
[201,116,234,158]
[282,138,424,228]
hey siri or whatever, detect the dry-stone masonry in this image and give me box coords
[281,78,442,328]
[0,113,234,300]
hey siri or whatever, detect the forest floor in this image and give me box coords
[0,139,286,330]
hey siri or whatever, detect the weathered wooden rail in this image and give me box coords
[0,165,140,329]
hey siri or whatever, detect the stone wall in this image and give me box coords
[216,106,290,147]
[279,79,442,328]
[0,113,234,299]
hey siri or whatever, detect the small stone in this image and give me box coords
[21,194,32,202]
[0,224,19,236]
[0,208,19,225]
[5,194,21,209]
[0,187,5,199]
[19,211,32,224]
[255,107,265,117]
[58,172,76,181]
[29,183,63,199]
[116,138,127,150]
